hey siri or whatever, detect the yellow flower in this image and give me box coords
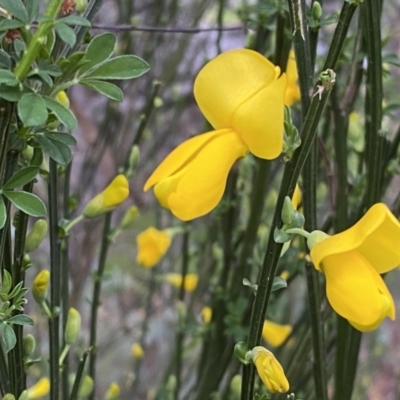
[309,203,400,331]
[32,270,50,304]
[144,49,286,220]
[27,378,50,399]
[136,227,171,267]
[284,50,301,106]
[291,184,302,209]
[131,342,144,359]
[56,91,70,108]
[83,175,129,218]
[165,273,198,292]
[252,346,289,393]
[104,382,120,400]
[201,306,212,324]
[262,320,292,347]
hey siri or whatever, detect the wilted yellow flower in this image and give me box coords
[201,306,212,324]
[27,378,50,399]
[32,270,50,304]
[262,320,292,347]
[83,175,129,218]
[165,273,198,292]
[252,346,289,393]
[136,227,171,267]
[144,49,287,220]
[56,91,70,108]
[104,382,120,400]
[309,203,400,331]
[284,50,301,106]
[131,343,144,359]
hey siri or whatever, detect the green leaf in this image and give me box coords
[0,0,28,23]
[0,196,6,229]
[0,84,31,101]
[0,18,25,31]
[18,93,48,126]
[2,166,38,190]
[25,0,39,24]
[79,33,116,75]
[44,132,76,146]
[271,276,287,292]
[8,315,33,326]
[84,55,150,80]
[58,15,91,27]
[35,134,72,165]
[0,49,11,69]
[0,69,18,86]
[80,79,123,101]
[57,52,87,81]
[55,23,76,48]
[3,191,46,217]
[42,96,77,131]
[2,324,16,353]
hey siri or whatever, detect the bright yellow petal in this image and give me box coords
[155,129,248,220]
[136,227,171,267]
[322,250,394,329]
[194,49,278,130]
[262,320,292,347]
[231,72,286,159]
[284,50,300,106]
[291,184,302,209]
[310,203,400,273]
[103,175,129,208]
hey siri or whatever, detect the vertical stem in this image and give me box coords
[48,159,61,400]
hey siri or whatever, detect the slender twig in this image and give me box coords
[69,349,91,400]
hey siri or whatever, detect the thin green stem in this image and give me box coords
[69,349,91,400]
[64,215,84,233]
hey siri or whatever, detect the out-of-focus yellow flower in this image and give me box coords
[262,320,292,347]
[136,227,171,267]
[251,346,289,393]
[83,175,129,218]
[201,306,212,324]
[27,378,50,399]
[284,50,300,106]
[165,273,198,292]
[291,184,302,209]
[309,203,400,331]
[131,343,144,359]
[144,49,287,221]
[104,382,120,400]
[32,270,50,304]
[280,270,290,281]
[56,91,70,108]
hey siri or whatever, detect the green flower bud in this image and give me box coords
[32,270,50,304]
[312,1,322,20]
[128,145,140,173]
[65,308,81,345]
[78,375,94,398]
[18,392,27,400]
[281,196,294,225]
[234,341,251,365]
[22,254,32,271]
[3,394,16,400]
[22,146,34,162]
[25,220,48,253]
[23,334,36,357]
[75,0,88,13]
[230,375,242,397]
[120,206,139,230]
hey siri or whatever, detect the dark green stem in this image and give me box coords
[69,349,91,400]
[48,159,61,400]
[88,212,112,400]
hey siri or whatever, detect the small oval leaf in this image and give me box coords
[3,166,39,190]
[18,93,48,127]
[3,191,46,217]
[2,324,17,353]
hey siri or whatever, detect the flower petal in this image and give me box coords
[262,320,292,347]
[310,203,400,273]
[322,250,394,330]
[284,50,301,106]
[154,129,248,220]
[194,49,280,131]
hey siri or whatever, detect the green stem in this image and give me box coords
[14,0,63,81]
[69,349,91,400]
[64,215,84,233]
[59,344,71,367]
[88,212,112,400]
[48,159,61,400]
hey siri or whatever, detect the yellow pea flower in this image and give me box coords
[83,175,129,218]
[291,184,302,209]
[144,49,287,220]
[165,273,198,292]
[309,203,400,331]
[284,50,301,106]
[104,382,120,400]
[136,227,171,267]
[32,270,50,304]
[251,346,289,393]
[131,342,144,359]
[201,306,212,324]
[27,378,50,399]
[262,320,292,347]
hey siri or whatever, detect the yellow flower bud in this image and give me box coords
[77,375,94,398]
[25,220,48,253]
[136,227,171,268]
[83,175,129,218]
[65,308,81,345]
[32,270,50,304]
[164,273,198,292]
[27,378,50,399]
[56,91,70,108]
[104,382,120,400]
[131,343,144,359]
[251,346,289,393]
[120,206,139,230]
[262,320,292,347]
[201,306,212,324]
